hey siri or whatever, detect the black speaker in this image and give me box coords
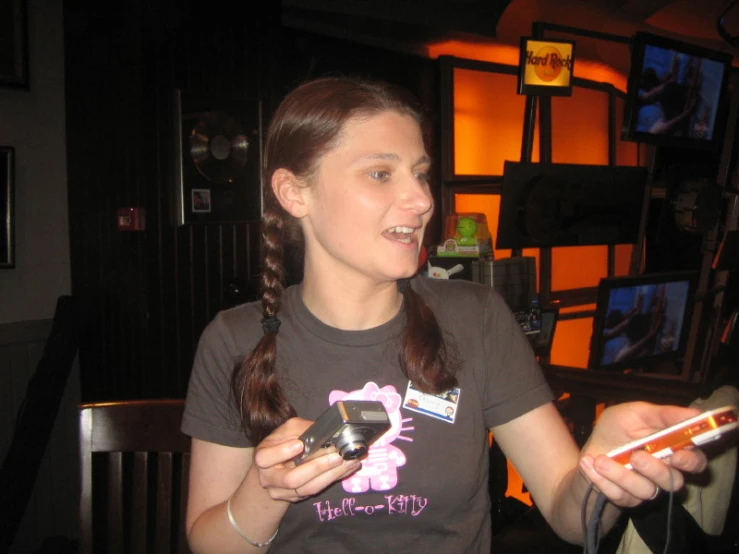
[173,89,263,225]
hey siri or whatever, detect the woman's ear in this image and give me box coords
[271,168,306,218]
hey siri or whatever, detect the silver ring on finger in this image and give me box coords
[649,486,660,501]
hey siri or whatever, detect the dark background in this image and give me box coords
[63,0,739,403]
[64,0,443,402]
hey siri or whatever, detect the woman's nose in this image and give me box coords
[400,175,433,215]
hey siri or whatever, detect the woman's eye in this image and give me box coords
[368,170,390,181]
[415,172,430,184]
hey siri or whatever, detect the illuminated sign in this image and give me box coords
[518,38,575,96]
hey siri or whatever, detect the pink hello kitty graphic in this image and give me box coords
[328,382,413,493]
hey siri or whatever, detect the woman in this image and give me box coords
[181,76,707,553]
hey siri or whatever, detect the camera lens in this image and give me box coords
[339,441,368,460]
[336,427,373,460]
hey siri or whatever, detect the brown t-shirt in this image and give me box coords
[182,276,554,553]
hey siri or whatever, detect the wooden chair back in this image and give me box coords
[78,399,191,554]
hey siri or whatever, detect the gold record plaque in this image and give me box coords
[189,110,250,183]
[174,89,262,225]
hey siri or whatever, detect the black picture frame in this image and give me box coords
[0,0,29,88]
[496,161,649,249]
[1,146,15,269]
[173,89,263,225]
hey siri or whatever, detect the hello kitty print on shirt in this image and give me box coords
[328,382,413,493]
[310,382,430,522]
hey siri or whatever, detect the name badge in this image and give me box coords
[402,381,461,423]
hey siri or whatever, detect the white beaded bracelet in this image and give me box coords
[226,494,279,548]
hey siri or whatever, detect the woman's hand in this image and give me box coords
[250,417,362,503]
[578,402,708,508]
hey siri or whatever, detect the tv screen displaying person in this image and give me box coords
[635,45,725,141]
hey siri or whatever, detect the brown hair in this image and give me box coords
[232,76,458,444]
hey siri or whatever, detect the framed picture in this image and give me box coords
[191,188,212,213]
[0,0,29,88]
[173,89,263,225]
[1,146,15,268]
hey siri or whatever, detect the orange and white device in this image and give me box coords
[606,405,738,469]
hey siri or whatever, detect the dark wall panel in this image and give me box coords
[65,0,274,402]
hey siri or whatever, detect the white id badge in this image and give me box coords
[402,381,461,423]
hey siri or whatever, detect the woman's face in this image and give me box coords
[300,110,433,286]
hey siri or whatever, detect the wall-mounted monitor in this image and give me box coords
[588,270,698,373]
[496,161,648,249]
[622,32,732,151]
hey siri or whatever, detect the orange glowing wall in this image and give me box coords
[453,69,539,175]
[438,45,642,368]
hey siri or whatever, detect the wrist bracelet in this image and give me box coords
[226,493,279,548]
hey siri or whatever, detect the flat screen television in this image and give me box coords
[496,161,648,249]
[588,271,698,372]
[622,32,732,151]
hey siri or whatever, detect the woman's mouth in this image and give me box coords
[384,226,416,244]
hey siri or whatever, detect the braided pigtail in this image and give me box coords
[397,279,459,393]
[231,210,297,444]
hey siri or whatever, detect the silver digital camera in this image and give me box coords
[293,400,391,465]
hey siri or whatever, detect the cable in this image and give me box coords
[662,472,675,554]
[582,483,608,554]
[581,484,593,554]
[581,471,675,554]
[584,488,609,554]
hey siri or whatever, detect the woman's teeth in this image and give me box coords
[386,226,414,244]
